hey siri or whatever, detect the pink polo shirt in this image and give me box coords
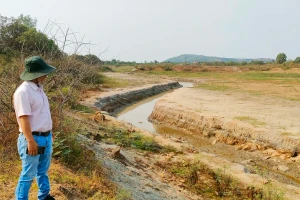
[14,81,52,133]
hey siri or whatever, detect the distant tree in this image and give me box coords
[250,60,264,65]
[276,53,287,64]
[239,61,248,66]
[111,59,117,65]
[154,60,158,64]
[84,54,102,65]
[294,57,300,63]
[15,14,37,28]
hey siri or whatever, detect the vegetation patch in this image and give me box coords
[155,158,285,200]
[102,77,130,88]
[235,72,300,81]
[196,83,231,91]
[89,125,176,153]
[234,116,266,127]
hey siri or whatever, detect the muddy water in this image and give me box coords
[117,82,193,133]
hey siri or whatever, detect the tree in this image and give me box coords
[0,15,38,53]
[294,57,300,63]
[17,28,60,55]
[84,54,102,65]
[15,14,37,28]
[276,53,287,64]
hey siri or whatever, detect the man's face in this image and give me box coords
[36,75,47,83]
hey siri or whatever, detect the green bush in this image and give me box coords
[294,57,300,63]
[276,53,287,64]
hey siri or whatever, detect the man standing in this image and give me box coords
[14,56,56,200]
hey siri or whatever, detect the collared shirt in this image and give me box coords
[14,81,52,132]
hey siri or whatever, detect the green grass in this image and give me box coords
[196,83,231,91]
[234,116,266,127]
[281,131,293,136]
[146,71,227,78]
[109,65,136,72]
[100,125,176,153]
[234,72,300,81]
[146,71,300,82]
[72,104,94,113]
[102,77,130,88]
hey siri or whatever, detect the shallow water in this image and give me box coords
[117,82,193,133]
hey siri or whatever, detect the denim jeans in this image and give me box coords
[15,133,53,200]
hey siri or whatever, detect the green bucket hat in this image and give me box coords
[20,56,56,81]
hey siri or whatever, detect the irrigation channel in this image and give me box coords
[116,82,300,189]
[117,82,193,134]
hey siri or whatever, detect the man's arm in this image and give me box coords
[19,115,38,155]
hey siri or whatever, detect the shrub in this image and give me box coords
[276,53,287,64]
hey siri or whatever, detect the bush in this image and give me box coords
[276,53,287,64]
[294,57,300,63]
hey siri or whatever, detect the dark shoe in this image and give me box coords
[44,194,55,200]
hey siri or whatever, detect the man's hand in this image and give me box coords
[19,115,38,156]
[27,140,38,155]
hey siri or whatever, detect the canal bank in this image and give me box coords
[94,81,182,115]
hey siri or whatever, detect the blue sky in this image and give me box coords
[1,0,299,62]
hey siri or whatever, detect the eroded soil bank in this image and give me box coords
[149,87,300,199]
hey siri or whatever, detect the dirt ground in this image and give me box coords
[83,71,300,199]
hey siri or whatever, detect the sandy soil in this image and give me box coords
[83,72,300,199]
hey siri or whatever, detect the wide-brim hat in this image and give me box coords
[20,56,56,81]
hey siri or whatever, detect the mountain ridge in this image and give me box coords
[164,54,274,63]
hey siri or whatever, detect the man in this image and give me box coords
[14,56,56,200]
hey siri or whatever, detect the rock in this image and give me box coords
[263,156,271,160]
[214,125,222,129]
[271,151,281,157]
[242,144,251,151]
[279,154,288,160]
[241,159,255,165]
[291,148,298,157]
[94,111,105,122]
[278,165,289,172]
[111,146,121,158]
[211,139,217,145]
[236,145,243,150]
[263,149,276,155]
[100,111,110,115]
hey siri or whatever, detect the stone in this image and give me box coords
[111,146,121,158]
[94,111,105,122]
[278,165,289,172]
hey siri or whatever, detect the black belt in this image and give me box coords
[32,131,51,136]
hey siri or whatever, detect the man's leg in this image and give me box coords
[36,134,53,200]
[15,134,39,200]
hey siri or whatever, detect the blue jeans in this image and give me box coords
[15,133,53,200]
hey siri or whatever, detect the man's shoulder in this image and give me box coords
[14,82,32,95]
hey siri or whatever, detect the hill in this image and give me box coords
[164,54,274,63]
